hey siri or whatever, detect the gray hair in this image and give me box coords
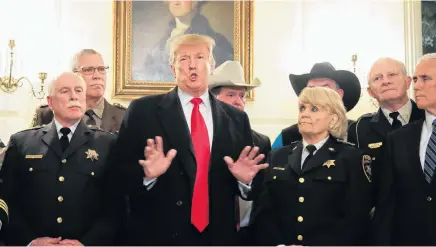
[418,53,436,63]
[71,49,102,71]
[367,57,408,86]
[48,72,85,96]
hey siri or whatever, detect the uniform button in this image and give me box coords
[176,200,183,206]
[328,176,332,180]
[59,176,65,182]
[297,216,303,222]
[29,167,33,172]
[171,233,178,239]
[58,196,63,202]
[91,172,95,176]
[61,159,67,164]
[57,217,63,223]
[297,235,303,241]
[427,196,432,202]
[299,197,304,203]
[299,178,305,183]
[273,176,277,180]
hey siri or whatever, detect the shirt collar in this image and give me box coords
[381,100,412,123]
[177,87,211,109]
[425,111,436,132]
[53,118,80,136]
[302,135,329,152]
[90,98,105,119]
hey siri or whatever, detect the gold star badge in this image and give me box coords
[323,160,335,168]
[85,149,99,161]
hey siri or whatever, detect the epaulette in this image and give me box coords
[38,104,49,108]
[336,139,355,146]
[360,112,374,119]
[15,125,45,134]
[87,125,115,135]
[113,102,127,110]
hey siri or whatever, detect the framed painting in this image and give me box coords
[112,0,254,100]
[421,0,436,55]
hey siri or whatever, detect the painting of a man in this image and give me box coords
[132,1,234,82]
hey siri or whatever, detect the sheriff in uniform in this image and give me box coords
[0,72,117,246]
[250,87,372,246]
[31,49,126,133]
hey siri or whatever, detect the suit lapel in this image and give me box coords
[405,120,427,184]
[410,100,425,122]
[157,88,197,185]
[41,122,63,158]
[63,121,91,159]
[302,137,337,174]
[288,142,303,175]
[209,94,230,170]
[100,100,116,132]
[370,109,392,139]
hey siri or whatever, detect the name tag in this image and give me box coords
[25,154,43,159]
[273,167,285,171]
[368,142,382,149]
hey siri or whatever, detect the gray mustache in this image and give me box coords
[67,101,82,108]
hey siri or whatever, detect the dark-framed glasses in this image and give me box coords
[75,66,109,75]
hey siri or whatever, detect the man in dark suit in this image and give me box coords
[348,58,424,193]
[31,49,126,133]
[208,60,271,230]
[372,53,436,245]
[271,62,361,149]
[107,34,268,245]
[0,72,117,246]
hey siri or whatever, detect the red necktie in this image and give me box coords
[190,98,210,232]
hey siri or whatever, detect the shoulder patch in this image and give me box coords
[362,154,372,182]
[360,112,375,119]
[336,139,355,146]
[16,125,44,134]
[113,103,127,110]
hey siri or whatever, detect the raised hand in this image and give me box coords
[58,239,83,246]
[139,136,177,179]
[31,237,61,246]
[224,146,269,184]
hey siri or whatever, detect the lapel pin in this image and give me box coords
[323,160,335,168]
[85,149,99,161]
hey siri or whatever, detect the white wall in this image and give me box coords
[0,0,414,143]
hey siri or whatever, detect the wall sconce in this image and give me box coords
[0,40,46,100]
[351,54,358,73]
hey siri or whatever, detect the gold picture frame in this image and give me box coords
[112,0,254,100]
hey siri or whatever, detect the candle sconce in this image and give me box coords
[0,40,46,100]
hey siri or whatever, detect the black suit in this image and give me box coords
[0,121,117,246]
[250,137,372,246]
[107,88,253,245]
[372,119,436,245]
[252,130,271,158]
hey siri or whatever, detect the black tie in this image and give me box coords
[60,127,71,152]
[389,112,402,129]
[85,110,96,126]
[302,144,317,170]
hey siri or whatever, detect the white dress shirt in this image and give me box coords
[301,136,329,167]
[53,119,80,141]
[381,100,412,126]
[419,111,436,170]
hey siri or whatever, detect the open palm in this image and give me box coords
[139,136,177,179]
[224,146,269,184]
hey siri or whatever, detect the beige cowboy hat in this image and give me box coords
[209,61,261,90]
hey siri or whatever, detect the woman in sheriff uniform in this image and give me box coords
[249,87,372,246]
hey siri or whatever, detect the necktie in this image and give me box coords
[424,119,436,183]
[302,144,316,170]
[60,127,71,152]
[85,110,96,126]
[389,112,402,129]
[190,98,210,232]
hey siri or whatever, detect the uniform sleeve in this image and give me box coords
[0,136,37,245]
[347,121,358,145]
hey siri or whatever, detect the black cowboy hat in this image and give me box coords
[289,62,361,111]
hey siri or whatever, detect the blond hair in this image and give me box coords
[299,87,348,139]
[71,49,102,71]
[168,34,216,68]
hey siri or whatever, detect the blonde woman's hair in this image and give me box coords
[299,87,348,139]
[168,34,216,68]
[71,49,102,72]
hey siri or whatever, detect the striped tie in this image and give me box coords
[424,119,436,183]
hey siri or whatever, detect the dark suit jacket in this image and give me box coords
[249,137,372,246]
[280,120,355,147]
[107,88,253,245]
[372,119,436,245]
[0,121,117,246]
[252,130,271,158]
[31,99,126,133]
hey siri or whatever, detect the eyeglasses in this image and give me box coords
[74,66,109,75]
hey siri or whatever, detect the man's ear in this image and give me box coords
[367,86,376,99]
[47,96,53,110]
